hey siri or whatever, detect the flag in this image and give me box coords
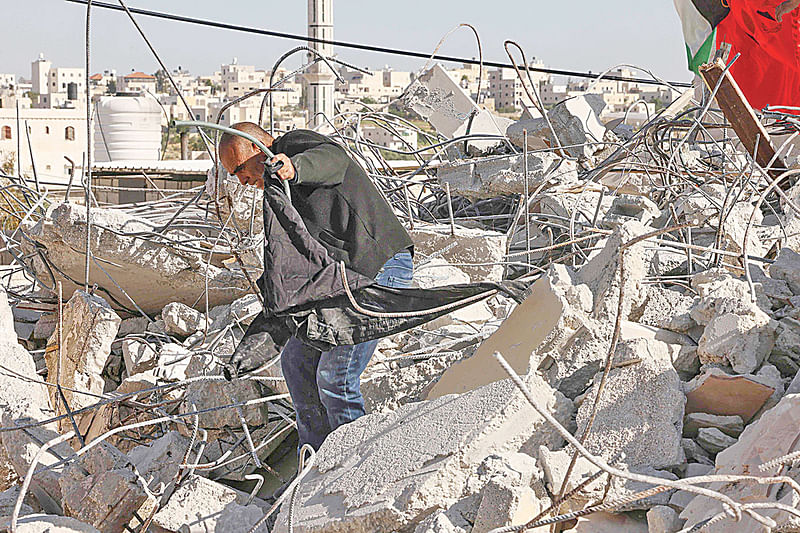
[673,0,730,73]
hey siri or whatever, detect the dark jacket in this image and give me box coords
[229,182,526,378]
[272,129,413,279]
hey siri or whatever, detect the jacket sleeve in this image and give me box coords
[290,143,349,187]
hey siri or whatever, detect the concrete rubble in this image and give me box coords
[2,60,800,533]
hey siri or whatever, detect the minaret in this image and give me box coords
[306,0,334,130]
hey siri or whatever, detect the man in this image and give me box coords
[218,122,414,451]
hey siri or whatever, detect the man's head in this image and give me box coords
[219,122,275,188]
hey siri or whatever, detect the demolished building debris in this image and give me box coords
[4,16,800,533]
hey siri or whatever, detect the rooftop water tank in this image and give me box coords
[94,93,162,161]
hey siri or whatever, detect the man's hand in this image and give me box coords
[777,0,800,21]
[270,153,296,181]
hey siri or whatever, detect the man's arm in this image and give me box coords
[290,143,349,187]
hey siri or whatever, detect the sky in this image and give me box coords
[1,0,692,84]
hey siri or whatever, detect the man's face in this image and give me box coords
[220,141,266,189]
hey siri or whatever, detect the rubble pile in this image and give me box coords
[2,63,800,533]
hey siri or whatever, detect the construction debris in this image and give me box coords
[2,34,800,533]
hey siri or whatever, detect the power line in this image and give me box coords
[64,0,692,88]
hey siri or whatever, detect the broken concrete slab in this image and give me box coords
[24,202,252,314]
[681,438,714,466]
[574,338,685,469]
[0,485,35,518]
[684,368,775,422]
[162,301,205,337]
[603,194,661,229]
[273,373,570,533]
[151,475,267,533]
[117,316,149,337]
[680,394,800,532]
[436,152,578,199]
[58,440,148,532]
[683,413,744,439]
[410,224,507,281]
[428,263,592,399]
[413,257,470,289]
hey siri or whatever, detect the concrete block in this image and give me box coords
[647,505,683,533]
[0,514,101,532]
[121,338,158,375]
[44,291,120,423]
[695,427,737,454]
[472,482,542,533]
[162,302,205,337]
[273,373,570,532]
[409,224,507,282]
[684,413,743,439]
[574,338,685,469]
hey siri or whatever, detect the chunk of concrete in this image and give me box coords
[117,316,149,337]
[179,355,268,429]
[59,441,147,532]
[684,368,775,422]
[769,247,800,294]
[436,152,578,199]
[162,302,205,337]
[413,257,470,289]
[410,224,507,281]
[695,427,738,454]
[0,485,34,518]
[413,510,470,533]
[151,476,267,533]
[273,374,570,533]
[24,202,251,314]
[44,291,120,422]
[121,338,158,375]
[0,340,72,513]
[680,394,800,532]
[0,514,101,533]
[684,413,743,438]
[128,431,190,491]
[574,338,685,469]
[472,481,542,533]
[647,505,683,533]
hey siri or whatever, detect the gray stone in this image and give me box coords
[59,441,147,532]
[575,338,685,469]
[24,202,252,314]
[147,319,167,335]
[273,374,570,533]
[152,476,266,533]
[683,463,713,478]
[772,317,800,364]
[637,286,695,334]
[0,485,34,517]
[647,505,683,533]
[605,466,679,512]
[681,438,714,466]
[696,427,738,454]
[0,514,101,532]
[45,291,120,422]
[684,413,744,438]
[162,302,205,337]
[787,368,800,394]
[769,247,800,294]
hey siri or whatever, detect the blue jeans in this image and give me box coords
[281,250,414,451]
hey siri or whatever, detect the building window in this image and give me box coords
[65,126,75,141]
[1,126,10,140]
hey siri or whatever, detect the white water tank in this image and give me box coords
[94,94,162,161]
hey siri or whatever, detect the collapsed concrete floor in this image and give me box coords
[3,83,800,533]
